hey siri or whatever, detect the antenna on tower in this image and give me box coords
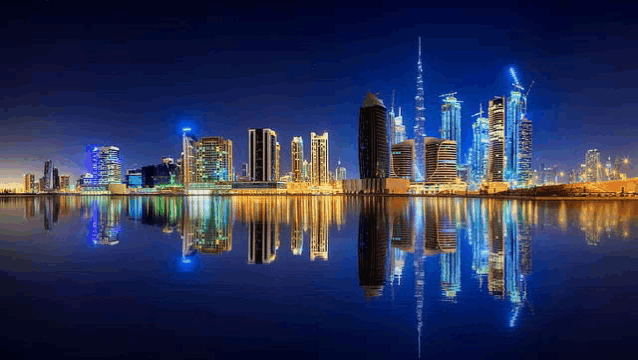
[391,89,396,118]
[418,36,422,63]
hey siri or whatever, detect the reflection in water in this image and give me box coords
[86,197,123,245]
[358,198,389,299]
[247,198,278,264]
[181,197,232,259]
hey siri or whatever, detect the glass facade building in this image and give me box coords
[248,128,278,182]
[91,146,122,186]
[291,136,304,182]
[488,97,506,182]
[359,92,389,179]
[441,93,462,165]
[311,131,329,185]
[195,136,233,182]
[424,137,457,184]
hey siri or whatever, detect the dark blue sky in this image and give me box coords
[2,0,637,185]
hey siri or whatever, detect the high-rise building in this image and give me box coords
[60,175,71,192]
[414,37,426,182]
[488,97,506,182]
[302,160,311,182]
[291,136,304,182]
[275,142,281,182]
[43,160,53,191]
[391,139,415,182]
[142,160,179,187]
[440,93,462,165]
[518,117,533,185]
[311,132,329,185]
[585,149,602,182]
[182,130,197,188]
[424,138,457,184]
[195,136,233,182]
[24,173,36,193]
[389,91,407,145]
[335,159,347,181]
[470,105,489,186]
[248,128,278,182]
[53,168,60,190]
[126,169,143,188]
[91,146,122,186]
[39,177,46,193]
[359,92,389,179]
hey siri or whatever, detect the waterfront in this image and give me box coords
[1,196,637,358]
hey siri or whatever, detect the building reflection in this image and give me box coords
[247,198,278,264]
[84,197,123,245]
[310,197,329,261]
[181,197,233,258]
[357,197,389,299]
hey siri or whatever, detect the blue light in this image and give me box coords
[183,127,192,132]
[509,67,521,86]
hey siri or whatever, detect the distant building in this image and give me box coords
[182,130,198,187]
[390,104,407,145]
[518,117,533,186]
[302,160,311,182]
[24,173,36,193]
[311,131,329,185]
[488,97,505,182]
[585,149,602,182]
[470,106,489,186]
[126,169,143,188]
[291,136,304,182]
[391,139,415,182]
[91,146,122,186]
[77,172,95,189]
[196,136,233,182]
[335,159,347,181]
[142,160,179,188]
[38,177,46,192]
[441,93,462,164]
[248,128,278,182]
[60,175,71,192]
[359,92,389,179]
[424,137,457,185]
[53,168,60,191]
[43,160,54,191]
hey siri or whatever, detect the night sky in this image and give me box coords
[2,1,637,186]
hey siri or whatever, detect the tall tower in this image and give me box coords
[43,160,53,191]
[470,104,490,187]
[488,97,506,182]
[247,128,278,182]
[585,149,602,182]
[414,37,426,181]
[291,136,304,182]
[91,146,122,186]
[275,142,281,182]
[359,92,389,179]
[440,92,462,165]
[195,136,233,182]
[182,129,197,188]
[518,117,533,185]
[311,132,329,185]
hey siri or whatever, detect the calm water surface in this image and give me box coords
[1,196,637,359]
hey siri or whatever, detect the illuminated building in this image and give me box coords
[142,159,179,187]
[391,139,415,181]
[414,37,426,181]
[424,137,457,184]
[488,96,506,182]
[77,172,95,189]
[195,136,233,182]
[248,128,278,182]
[359,92,389,179]
[390,105,407,146]
[291,136,304,182]
[335,159,347,181]
[24,173,36,193]
[440,92,462,165]
[126,169,142,188]
[302,159,311,182]
[91,146,122,186]
[43,160,54,191]
[182,129,197,188]
[60,175,71,192]
[505,68,534,187]
[518,117,533,185]
[275,141,281,182]
[311,131,329,185]
[585,149,602,182]
[53,168,60,190]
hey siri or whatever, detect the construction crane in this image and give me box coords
[472,103,485,118]
[439,92,458,99]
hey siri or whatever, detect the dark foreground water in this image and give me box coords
[1,196,637,359]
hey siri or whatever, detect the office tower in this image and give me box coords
[43,160,53,191]
[91,146,122,185]
[53,168,60,190]
[39,177,46,193]
[311,131,329,185]
[275,142,281,182]
[392,107,407,145]
[335,159,346,181]
[585,149,602,182]
[470,105,489,186]
[126,169,143,188]
[24,173,36,193]
[359,92,389,179]
[291,136,304,182]
[182,129,197,188]
[248,128,278,182]
[195,136,233,182]
[488,97,506,182]
[391,139,415,181]
[440,93,462,165]
[424,138,457,184]
[518,117,533,185]
[414,37,426,181]
[60,175,70,192]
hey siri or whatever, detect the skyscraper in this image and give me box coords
[302,159,311,182]
[424,138,457,184]
[291,136,304,182]
[275,142,281,182]
[359,92,389,179]
[311,131,329,185]
[182,129,197,188]
[335,159,347,181]
[43,160,53,191]
[53,168,60,190]
[470,105,489,186]
[505,68,534,187]
[60,175,71,192]
[440,93,462,165]
[488,97,506,182]
[391,139,415,182]
[414,37,426,181]
[518,117,533,185]
[248,128,278,182]
[195,136,233,182]
[585,149,602,182]
[392,107,407,145]
[24,173,36,193]
[91,146,122,186]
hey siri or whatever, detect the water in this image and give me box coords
[1,196,637,358]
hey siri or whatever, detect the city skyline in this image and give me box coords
[2,2,637,188]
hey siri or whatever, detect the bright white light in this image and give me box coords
[509,67,521,86]
[183,127,192,132]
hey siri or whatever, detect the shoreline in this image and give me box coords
[2,193,638,201]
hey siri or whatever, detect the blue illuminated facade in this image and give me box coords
[441,93,462,166]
